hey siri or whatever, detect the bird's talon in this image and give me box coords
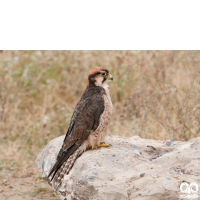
[99,143,110,147]
[94,143,111,149]
[100,142,105,145]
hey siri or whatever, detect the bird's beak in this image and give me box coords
[109,74,113,81]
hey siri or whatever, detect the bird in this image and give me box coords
[48,67,113,189]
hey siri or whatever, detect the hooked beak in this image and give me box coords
[109,74,113,81]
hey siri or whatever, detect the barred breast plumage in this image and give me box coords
[88,84,113,148]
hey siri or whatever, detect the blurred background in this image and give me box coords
[1,50,200,198]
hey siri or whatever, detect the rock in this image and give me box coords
[140,173,145,178]
[35,135,200,200]
[165,141,171,146]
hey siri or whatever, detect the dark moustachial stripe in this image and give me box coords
[88,72,100,85]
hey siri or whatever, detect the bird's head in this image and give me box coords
[88,67,113,87]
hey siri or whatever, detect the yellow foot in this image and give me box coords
[100,143,110,147]
[94,143,111,149]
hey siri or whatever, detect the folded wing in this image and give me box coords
[48,93,105,180]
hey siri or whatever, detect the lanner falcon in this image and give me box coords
[48,67,113,188]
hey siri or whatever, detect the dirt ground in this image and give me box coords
[0,167,59,200]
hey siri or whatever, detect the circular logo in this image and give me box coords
[180,182,199,198]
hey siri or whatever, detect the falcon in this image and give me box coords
[48,67,113,188]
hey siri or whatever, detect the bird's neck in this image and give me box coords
[99,83,109,89]
[88,82,109,89]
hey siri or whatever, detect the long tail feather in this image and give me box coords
[48,143,79,181]
[52,147,84,190]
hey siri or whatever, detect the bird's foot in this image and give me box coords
[99,143,110,147]
[94,142,111,149]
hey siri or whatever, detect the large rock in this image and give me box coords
[35,135,200,200]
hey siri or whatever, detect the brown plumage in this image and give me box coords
[48,67,113,189]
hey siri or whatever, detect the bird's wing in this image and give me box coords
[48,93,105,180]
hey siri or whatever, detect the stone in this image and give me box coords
[165,141,171,146]
[140,173,145,178]
[36,135,200,200]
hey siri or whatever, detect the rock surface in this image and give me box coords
[36,135,200,200]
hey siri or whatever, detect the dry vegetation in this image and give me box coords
[0,50,200,199]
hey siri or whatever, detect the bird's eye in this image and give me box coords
[101,72,106,76]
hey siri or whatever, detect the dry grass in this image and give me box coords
[0,51,200,188]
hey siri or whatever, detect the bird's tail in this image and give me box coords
[52,146,83,190]
[48,143,79,182]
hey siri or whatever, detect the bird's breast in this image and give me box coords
[86,88,113,149]
[94,90,113,142]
